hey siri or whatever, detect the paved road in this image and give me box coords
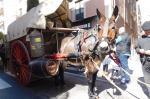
[0,50,149,99]
[0,72,40,99]
[0,71,111,99]
[0,69,149,99]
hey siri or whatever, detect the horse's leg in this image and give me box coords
[87,71,99,98]
[54,73,59,86]
[59,62,65,86]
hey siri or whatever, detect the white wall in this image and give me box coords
[3,0,27,34]
[139,0,150,24]
[0,1,4,33]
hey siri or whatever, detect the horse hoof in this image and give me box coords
[89,95,99,99]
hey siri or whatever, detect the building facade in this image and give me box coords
[69,0,139,46]
[0,0,27,34]
[69,0,115,29]
[1,0,140,41]
[136,1,142,37]
[115,0,139,47]
[0,0,4,33]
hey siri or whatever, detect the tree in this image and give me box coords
[27,0,39,11]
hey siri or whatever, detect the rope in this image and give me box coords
[105,50,150,88]
[90,57,125,93]
[115,56,150,88]
[121,66,150,88]
[90,57,141,99]
[93,54,150,88]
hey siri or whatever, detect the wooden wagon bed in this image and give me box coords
[5,0,73,85]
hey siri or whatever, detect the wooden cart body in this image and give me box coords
[6,0,74,85]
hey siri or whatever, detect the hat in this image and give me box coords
[119,27,125,34]
[142,21,150,30]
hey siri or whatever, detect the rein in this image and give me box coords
[78,26,99,52]
[109,54,121,66]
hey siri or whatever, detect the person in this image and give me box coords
[135,21,150,97]
[115,27,131,84]
[102,50,123,81]
[135,21,150,70]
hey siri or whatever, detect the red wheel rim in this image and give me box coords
[11,41,31,85]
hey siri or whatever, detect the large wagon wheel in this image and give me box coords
[11,40,31,85]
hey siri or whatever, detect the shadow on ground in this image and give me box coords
[27,76,76,99]
[138,77,150,98]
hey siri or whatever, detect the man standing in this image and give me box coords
[135,21,150,97]
[115,27,131,84]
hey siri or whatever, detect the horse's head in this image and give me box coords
[95,6,119,54]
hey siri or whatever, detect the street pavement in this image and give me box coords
[98,49,150,99]
[126,49,150,99]
[65,49,150,99]
[0,72,40,99]
[0,49,150,99]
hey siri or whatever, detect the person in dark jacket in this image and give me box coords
[115,27,131,84]
[136,21,150,63]
[135,21,150,97]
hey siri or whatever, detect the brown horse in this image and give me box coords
[58,6,119,98]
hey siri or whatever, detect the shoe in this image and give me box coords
[121,78,126,84]
[125,78,130,83]
[113,88,121,95]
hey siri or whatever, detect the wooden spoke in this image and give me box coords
[11,40,31,85]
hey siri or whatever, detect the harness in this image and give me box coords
[77,26,98,52]
[78,31,88,52]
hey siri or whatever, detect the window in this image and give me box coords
[75,0,84,21]
[75,8,84,20]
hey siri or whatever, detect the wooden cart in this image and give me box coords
[6,0,75,85]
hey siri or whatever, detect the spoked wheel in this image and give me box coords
[11,40,31,85]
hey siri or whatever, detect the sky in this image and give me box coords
[138,0,150,23]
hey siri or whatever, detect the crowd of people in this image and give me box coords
[102,21,150,95]
[135,21,150,97]
[102,26,132,85]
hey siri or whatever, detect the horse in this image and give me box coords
[58,6,119,99]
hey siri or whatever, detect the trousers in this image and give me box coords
[117,53,130,81]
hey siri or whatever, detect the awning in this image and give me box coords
[7,0,64,41]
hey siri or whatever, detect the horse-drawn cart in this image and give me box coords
[6,0,74,85]
[6,0,119,97]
